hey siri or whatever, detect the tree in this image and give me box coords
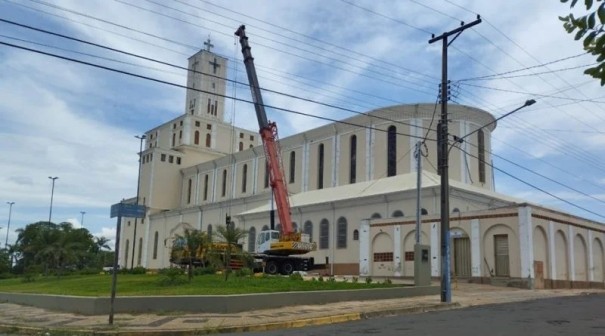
[173,229,208,281]
[215,223,247,281]
[560,0,605,85]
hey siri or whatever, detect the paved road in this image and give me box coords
[223,293,605,336]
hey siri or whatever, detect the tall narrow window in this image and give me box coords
[319,219,329,249]
[478,129,486,183]
[153,231,159,259]
[208,224,213,241]
[124,239,130,265]
[304,221,313,242]
[194,131,200,145]
[337,217,347,249]
[206,134,211,147]
[203,174,209,201]
[248,227,256,252]
[239,142,243,151]
[222,169,227,197]
[172,133,176,147]
[187,178,192,204]
[387,126,397,177]
[137,237,142,266]
[264,161,270,189]
[350,135,357,183]
[318,143,324,189]
[242,164,248,193]
[207,98,211,114]
[289,152,296,184]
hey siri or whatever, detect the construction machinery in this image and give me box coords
[235,25,316,275]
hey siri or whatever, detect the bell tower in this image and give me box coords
[184,38,228,122]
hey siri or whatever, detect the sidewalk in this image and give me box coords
[0,283,602,335]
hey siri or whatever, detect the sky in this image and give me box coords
[1,0,604,250]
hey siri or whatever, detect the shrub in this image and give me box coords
[317,275,324,282]
[365,277,373,284]
[352,277,358,284]
[157,267,187,286]
[383,278,392,285]
[328,276,336,283]
[289,272,304,281]
[192,266,216,276]
[235,267,253,277]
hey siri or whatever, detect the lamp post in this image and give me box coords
[131,134,146,269]
[5,202,14,248]
[80,211,86,228]
[48,176,58,224]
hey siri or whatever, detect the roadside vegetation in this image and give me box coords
[0,271,395,296]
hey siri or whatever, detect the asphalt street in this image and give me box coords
[222,293,605,336]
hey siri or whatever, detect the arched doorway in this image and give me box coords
[371,232,393,276]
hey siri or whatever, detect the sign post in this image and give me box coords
[108,202,145,325]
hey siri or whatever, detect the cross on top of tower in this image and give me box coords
[204,38,214,52]
[209,57,221,74]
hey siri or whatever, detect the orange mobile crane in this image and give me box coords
[235,25,316,275]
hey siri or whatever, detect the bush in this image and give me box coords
[383,278,392,285]
[0,272,14,280]
[192,266,216,276]
[235,267,253,277]
[75,267,101,275]
[289,272,303,281]
[365,277,373,284]
[317,275,324,282]
[352,277,358,284]
[157,267,187,286]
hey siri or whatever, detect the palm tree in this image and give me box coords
[215,223,247,281]
[174,229,208,281]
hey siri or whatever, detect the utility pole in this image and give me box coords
[429,16,481,303]
[5,202,14,248]
[48,176,59,224]
[415,142,422,244]
[80,211,86,228]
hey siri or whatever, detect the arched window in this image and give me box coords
[248,227,256,252]
[387,126,397,176]
[289,152,296,184]
[137,237,143,266]
[371,213,382,219]
[194,130,200,145]
[421,208,428,215]
[206,133,211,147]
[350,135,357,184]
[221,169,227,197]
[319,219,329,249]
[478,129,486,183]
[392,210,404,218]
[239,142,243,151]
[187,178,192,204]
[292,222,298,232]
[318,143,324,189]
[124,239,130,265]
[452,208,460,213]
[304,221,313,242]
[353,229,359,241]
[337,217,347,249]
[242,164,248,193]
[207,224,213,241]
[153,231,159,259]
[262,225,269,231]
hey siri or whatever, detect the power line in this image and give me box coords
[0,40,436,142]
[0,18,440,135]
[456,53,591,82]
[457,147,605,221]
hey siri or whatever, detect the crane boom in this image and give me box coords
[235,25,297,241]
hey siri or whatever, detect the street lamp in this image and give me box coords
[5,202,14,248]
[48,176,59,224]
[80,211,86,228]
[131,134,146,269]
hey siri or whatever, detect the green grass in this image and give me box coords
[0,274,394,297]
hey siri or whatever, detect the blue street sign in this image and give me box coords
[110,203,146,218]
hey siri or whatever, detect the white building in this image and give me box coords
[118,44,605,289]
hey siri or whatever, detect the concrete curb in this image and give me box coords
[0,303,458,336]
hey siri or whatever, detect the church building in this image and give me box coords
[118,41,605,290]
